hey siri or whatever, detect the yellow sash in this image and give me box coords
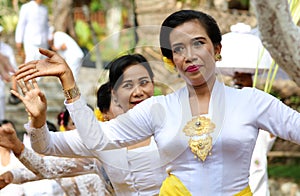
[234,185,252,196]
[159,174,252,196]
[159,174,191,196]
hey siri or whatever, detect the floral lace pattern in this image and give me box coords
[57,174,109,196]
[11,167,37,184]
[252,0,300,86]
[11,147,113,195]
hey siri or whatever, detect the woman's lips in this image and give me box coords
[131,100,144,105]
[185,65,200,72]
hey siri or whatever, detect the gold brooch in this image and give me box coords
[183,116,215,161]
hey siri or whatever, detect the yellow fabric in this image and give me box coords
[162,57,176,73]
[159,173,251,196]
[159,174,192,196]
[234,185,252,196]
[59,125,65,132]
[94,107,104,122]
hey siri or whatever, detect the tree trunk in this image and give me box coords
[52,0,77,40]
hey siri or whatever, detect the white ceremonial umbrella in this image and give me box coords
[216,23,273,76]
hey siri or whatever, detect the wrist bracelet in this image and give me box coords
[63,84,81,100]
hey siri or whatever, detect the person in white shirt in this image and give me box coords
[50,29,84,81]
[11,10,300,195]
[15,0,51,64]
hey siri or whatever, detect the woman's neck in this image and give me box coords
[187,78,216,116]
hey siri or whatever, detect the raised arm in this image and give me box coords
[251,0,300,86]
[14,48,154,151]
[0,168,37,190]
[0,122,101,178]
[9,79,98,157]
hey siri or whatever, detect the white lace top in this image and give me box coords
[10,147,113,196]
[252,0,300,85]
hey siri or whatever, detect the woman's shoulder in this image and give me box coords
[224,85,277,104]
[147,87,186,104]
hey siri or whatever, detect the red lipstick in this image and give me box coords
[186,65,199,72]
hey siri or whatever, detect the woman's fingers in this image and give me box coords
[17,80,27,95]
[31,78,39,89]
[24,79,33,91]
[18,60,39,69]
[10,89,23,102]
[39,48,56,58]
[0,125,15,134]
[15,61,39,81]
[14,79,37,96]
[38,90,47,104]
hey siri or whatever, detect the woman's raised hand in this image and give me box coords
[10,79,47,128]
[0,125,23,156]
[15,48,76,90]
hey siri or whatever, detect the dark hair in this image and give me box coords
[159,10,222,59]
[107,54,154,90]
[47,120,58,132]
[96,82,111,113]
[57,108,70,128]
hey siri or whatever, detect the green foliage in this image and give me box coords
[91,21,106,37]
[75,20,93,50]
[154,86,163,96]
[90,0,104,12]
[0,14,18,33]
[268,164,300,182]
[99,28,136,62]
[240,0,250,7]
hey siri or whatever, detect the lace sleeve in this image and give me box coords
[17,148,114,195]
[10,167,40,184]
[252,0,300,86]
[18,147,102,179]
[56,174,112,196]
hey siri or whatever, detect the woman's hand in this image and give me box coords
[0,125,24,156]
[0,171,13,189]
[15,48,76,90]
[11,79,47,128]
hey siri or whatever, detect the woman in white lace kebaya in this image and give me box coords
[12,10,300,195]
[0,116,112,196]
[251,0,300,86]
[4,54,164,196]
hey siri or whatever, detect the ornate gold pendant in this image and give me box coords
[183,116,215,161]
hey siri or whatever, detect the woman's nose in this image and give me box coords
[183,46,196,62]
[132,85,144,97]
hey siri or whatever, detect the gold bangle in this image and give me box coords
[63,84,81,100]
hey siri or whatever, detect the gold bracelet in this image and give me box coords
[63,84,81,100]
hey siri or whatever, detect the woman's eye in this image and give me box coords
[140,80,150,86]
[193,40,203,47]
[122,83,133,89]
[173,46,185,54]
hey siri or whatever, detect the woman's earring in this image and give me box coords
[103,115,109,122]
[215,53,222,61]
